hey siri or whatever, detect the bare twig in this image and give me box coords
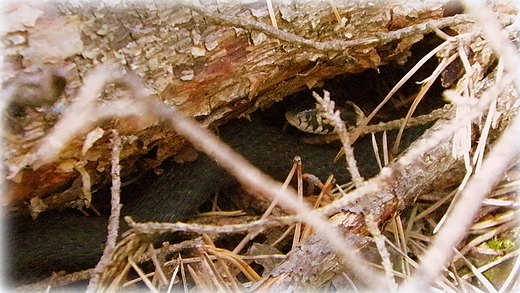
[129,258,159,293]
[6,64,153,177]
[86,130,123,292]
[166,261,180,293]
[364,105,452,136]
[182,2,472,52]
[300,175,334,241]
[365,213,397,293]
[371,132,383,170]
[148,243,169,287]
[466,1,520,91]
[137,237,207,264]
[126,215,296,235]
[320,71,511,220]
[350,40,451,145]
[163,252,286,267]
[313,90,364,187]
[292,155,304,248]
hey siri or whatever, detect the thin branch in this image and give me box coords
[302,103,453,145]
[292,157,303,248]
[126,215,296,235]
[364,104,453,133]
[128,258,159,293]
[233,157,300,254]
[400,3,520,291]
[183,2,472,52]
[86,130,123,293]
[313,90,364,187]
[6,64,152,177]
[365,213,398,293]
[137,237,207,264]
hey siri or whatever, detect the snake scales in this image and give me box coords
[7,114,427,286]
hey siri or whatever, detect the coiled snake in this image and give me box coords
[7,106,424,286]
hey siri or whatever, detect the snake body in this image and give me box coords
[7,117,424,286]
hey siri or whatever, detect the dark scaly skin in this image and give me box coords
[125,120,378,223]
[6,119,424,285]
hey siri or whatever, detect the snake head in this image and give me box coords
[285,100,365,134]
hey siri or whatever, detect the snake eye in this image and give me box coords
[285,101,365,134]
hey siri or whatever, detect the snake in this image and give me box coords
[6,104,426,286]
[285,101,365,134]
